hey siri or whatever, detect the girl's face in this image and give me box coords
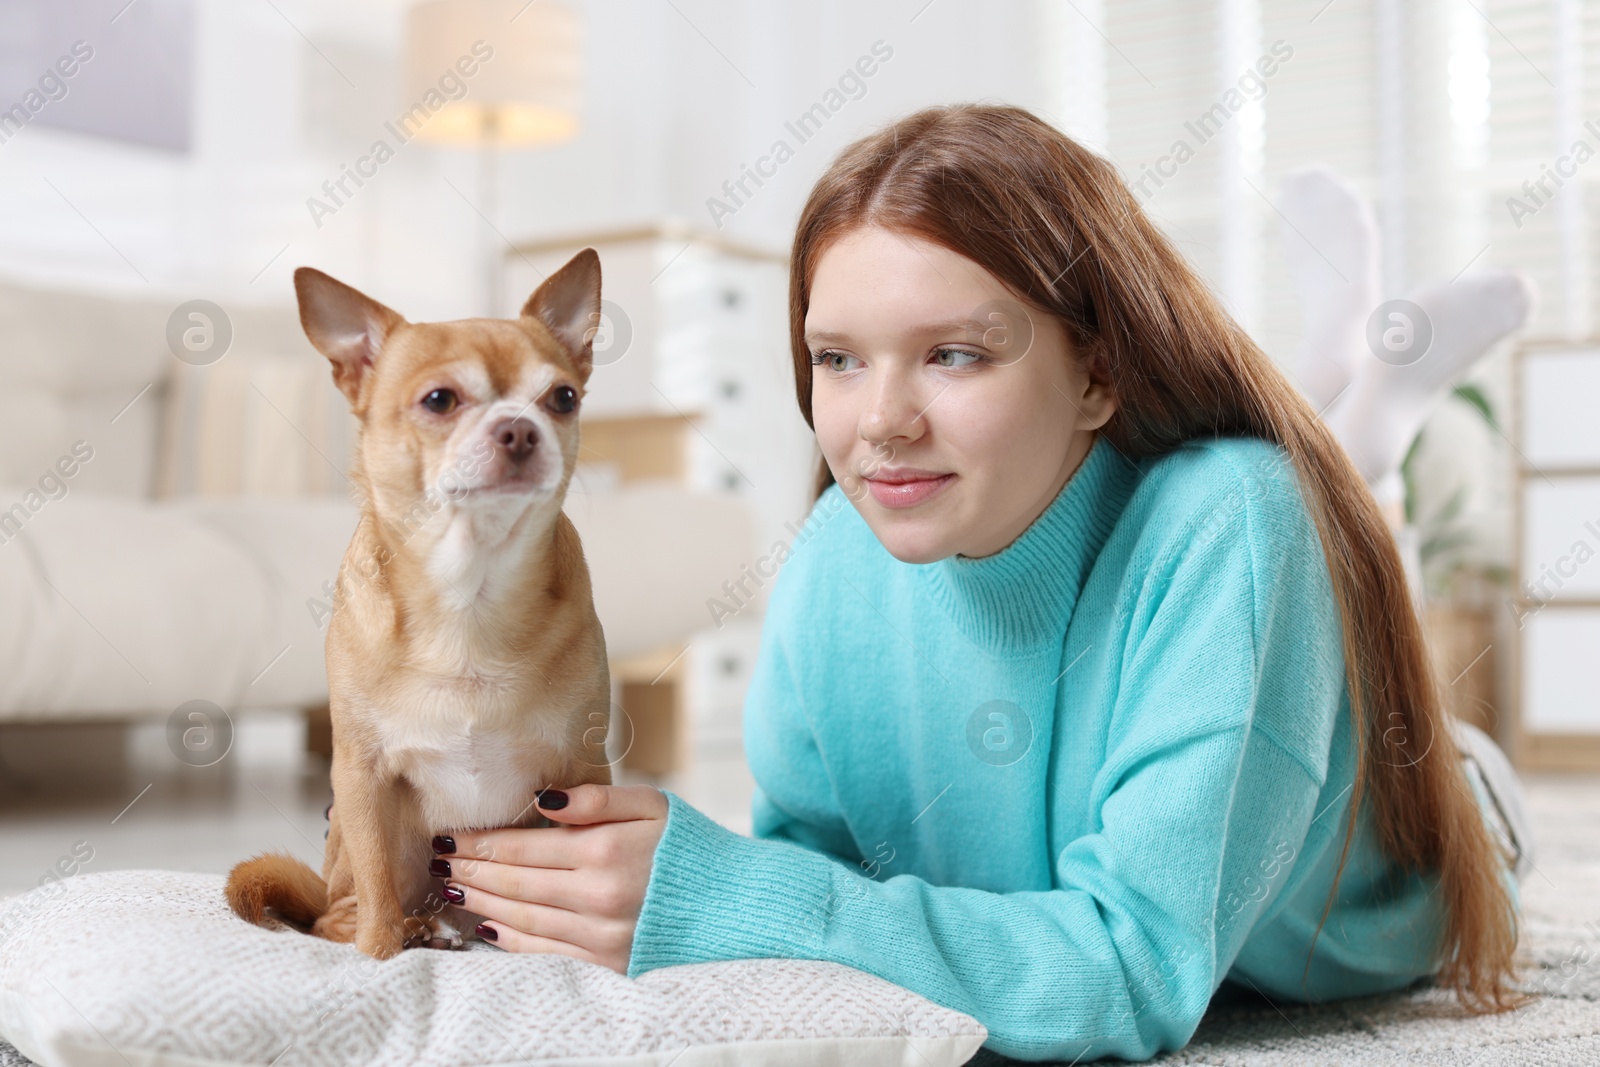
[805,226,1116,563]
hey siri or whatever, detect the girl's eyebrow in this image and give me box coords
[804,317,991,346]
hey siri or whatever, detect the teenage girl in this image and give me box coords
[427,104,1526,1063]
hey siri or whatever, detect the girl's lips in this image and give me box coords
[865,472,954,509]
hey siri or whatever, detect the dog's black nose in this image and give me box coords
[490,417,539,460]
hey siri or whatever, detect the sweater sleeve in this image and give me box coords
[627,461,1347,1062]
[742,612,865,870]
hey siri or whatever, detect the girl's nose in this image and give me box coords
[859,376,933,448]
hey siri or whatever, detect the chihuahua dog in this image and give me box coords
[225,249,613,959]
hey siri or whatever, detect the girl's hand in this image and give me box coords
[429,784,669,973]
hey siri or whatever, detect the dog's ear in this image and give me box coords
[294,267,405,408]
[520,248,601,379]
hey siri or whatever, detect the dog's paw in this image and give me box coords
[421,934,465,950]
[434,924,465,949]
[409,913,466,950]
[355,916,412,960]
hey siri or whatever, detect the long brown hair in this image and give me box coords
[788,103,1522,1011]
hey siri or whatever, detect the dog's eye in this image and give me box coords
[547,385,578,414]
[421,389,458,414]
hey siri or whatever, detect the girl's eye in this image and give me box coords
[421,388,458,414]
[812,350,860,372]
[547,384,578,414]
[931,347,983,368]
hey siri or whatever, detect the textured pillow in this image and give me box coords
[0,870,987,1067]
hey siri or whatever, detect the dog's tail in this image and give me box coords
[225,851,327,930]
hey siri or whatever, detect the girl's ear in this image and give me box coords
[1079,383,1117,431]
[1072,344,1118,431]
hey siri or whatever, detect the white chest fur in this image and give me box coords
[373,688,577,833]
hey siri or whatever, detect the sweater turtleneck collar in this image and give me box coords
[918,434,1140,651]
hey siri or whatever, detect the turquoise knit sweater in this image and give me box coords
[626,434,1481,1062]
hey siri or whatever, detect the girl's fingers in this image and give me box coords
[438,827,586,871]
[456,880,630,964]
[533,783,667,826]
[454,878,587,944]
[439,856,588,914]
[476,919,601,964]
[440,784,665,867]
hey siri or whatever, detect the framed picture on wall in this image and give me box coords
[0,0,195,153]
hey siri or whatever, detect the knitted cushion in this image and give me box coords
[0,870,986,1067]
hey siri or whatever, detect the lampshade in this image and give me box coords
[404,0,582,147]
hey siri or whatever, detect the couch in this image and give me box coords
[0,276,756,729]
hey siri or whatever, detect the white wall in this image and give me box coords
[0,0,1551,601]
[0,0,1050,318]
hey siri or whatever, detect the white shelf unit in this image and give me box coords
[502,224,817,554]
[1512,341,1600,769]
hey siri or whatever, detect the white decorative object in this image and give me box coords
[0,869,987,1067]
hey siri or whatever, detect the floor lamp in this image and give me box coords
[405,0,583,316]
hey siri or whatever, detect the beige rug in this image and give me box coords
[2,774,1595,1067]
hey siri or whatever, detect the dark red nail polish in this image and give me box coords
[442,884,465,904]
[432,835,454,855]
[475,922,498,941]
[536,788,569,810]
[429,858,450,878]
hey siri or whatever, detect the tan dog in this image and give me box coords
[225,249,613,959]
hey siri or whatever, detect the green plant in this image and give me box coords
[1399,383,1512,599]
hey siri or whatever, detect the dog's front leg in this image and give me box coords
[330,753,411,959]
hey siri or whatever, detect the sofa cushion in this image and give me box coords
[0,488,363,719]
[0,277,322,500]
[155,353,356,500]
[0,489,280,720]
[0,869,987,1067]
[0,478,757,720]
[0,279,172,498]
[0,387,162,499]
